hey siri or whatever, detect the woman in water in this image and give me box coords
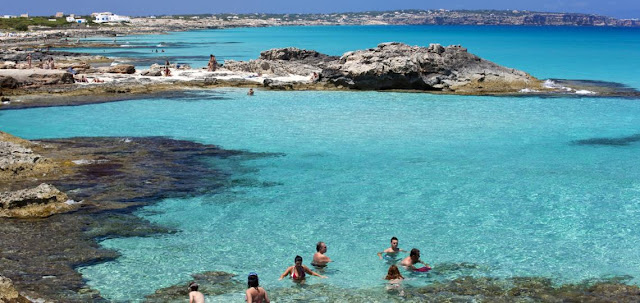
[279,255,327,282]
[385,264,405,296]
[245,272,269,303]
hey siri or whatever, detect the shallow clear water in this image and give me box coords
[2,90,640,301]
[5,25,640,301]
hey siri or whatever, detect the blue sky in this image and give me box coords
[3,0,639,19]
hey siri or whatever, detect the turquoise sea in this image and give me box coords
[2,26,640,301]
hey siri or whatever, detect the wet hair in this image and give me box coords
[188,281,198,291]
[410,248,420,257]
[248,273,259,288]
[316,241,325,252]
[294,255,306,279]
[391,237,398,242]
[385,264,404,280]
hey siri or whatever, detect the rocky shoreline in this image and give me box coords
[2,41,638,110]
[0,131,279,301]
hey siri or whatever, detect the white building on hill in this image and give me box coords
[92,12,130,23]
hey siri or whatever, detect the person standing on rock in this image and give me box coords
[26,53,32,69]
[207,54,218,72]
[164,60,171,77]
[188,282,205,303]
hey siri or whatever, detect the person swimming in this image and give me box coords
[385,264,405,296]
[377,236,406,261]
[400,248,431,272]
[279,255,326,282]
[245,272,269,303]
[188,281,205,303]
[311,241,332,268]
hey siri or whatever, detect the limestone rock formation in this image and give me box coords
[224,47,338,76]
[107,64,136,74]
[0,70,74,88]
[325,42,540,92]
[0,183,77,218]
[225,43,541,93]
[0,131,52,180]
[0,276,30,303]
[0,76,19,89]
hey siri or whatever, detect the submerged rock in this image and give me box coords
[144,271,243,302]
[0,132,267,302]
[0,183,76,218]
[413,275,640,302]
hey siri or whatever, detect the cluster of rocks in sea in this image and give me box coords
[226,42,540,93]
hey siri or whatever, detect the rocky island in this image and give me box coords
[4,41,631,110]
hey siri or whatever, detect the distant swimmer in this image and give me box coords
[377,236,406,260]
[247,88,254,96]
[401,248,431,272]
[246,272,270,303]
[188,282,205,303]
[279,255,327,282]
[311,241,332,267]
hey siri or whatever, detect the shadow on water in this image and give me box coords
[573,133,640,146]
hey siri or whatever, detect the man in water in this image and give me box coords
[188,282,205,303]
[312,241,332,267]
[401,248,430,271]
[377,236,406,260]
[247,88,254,96]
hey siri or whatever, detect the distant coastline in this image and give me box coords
[0,9,638,36]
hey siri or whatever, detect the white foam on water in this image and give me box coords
[65,199,81,205]
[72,159,93,165]
[575,89,596,95]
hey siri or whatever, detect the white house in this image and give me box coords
[93,12,130,23]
